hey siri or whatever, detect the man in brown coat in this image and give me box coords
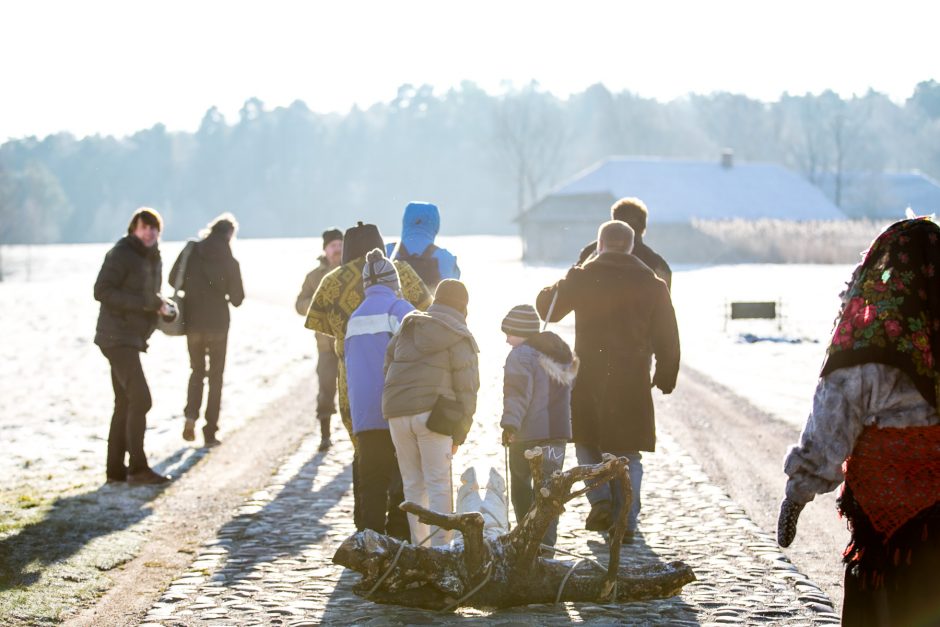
[537,221,680,540]
[295,228,344,451]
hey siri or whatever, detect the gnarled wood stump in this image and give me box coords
[333,452,695,611]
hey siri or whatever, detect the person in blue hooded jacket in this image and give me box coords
[386,201,460,289]
[345,249,414,540]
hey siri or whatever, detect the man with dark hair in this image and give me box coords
[578,197,672,290]
[171,213,245,448]
[538,220,680,541]
[94,207,176,485]
[296,228,344,451]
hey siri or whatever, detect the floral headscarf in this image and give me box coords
[821,218,940,409]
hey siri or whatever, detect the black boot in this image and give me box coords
[318,416,332,452]
[585,499,613,532]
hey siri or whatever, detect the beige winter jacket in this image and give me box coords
[296,256,336,353]
[383,304,480,423]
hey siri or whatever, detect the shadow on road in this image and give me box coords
[206,448,353,586]
[0,446,206,590]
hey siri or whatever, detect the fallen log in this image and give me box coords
[333,452,695,611]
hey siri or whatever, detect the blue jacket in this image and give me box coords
[500,332,578,443]
[346,285,415,434]
[386,202,460,282]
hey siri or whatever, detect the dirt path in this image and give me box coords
[63,377,319,627]
[657,365,850,611]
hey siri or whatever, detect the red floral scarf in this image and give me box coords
[821,218,940,409]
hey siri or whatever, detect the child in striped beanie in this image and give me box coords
[499,304,578,548]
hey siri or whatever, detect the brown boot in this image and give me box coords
[182,419,196,442]
[127,468,171,485]
[318,416,332,452]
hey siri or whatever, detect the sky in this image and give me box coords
[1,0,938,141]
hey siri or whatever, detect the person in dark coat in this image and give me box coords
[537,220,680,540]
[170,214,244,448]
[295,228,344,451]
[578,197,672,290]
[94,207,177,485]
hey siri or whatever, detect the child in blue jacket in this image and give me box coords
[500,304,578,547]
[346,249,415,540]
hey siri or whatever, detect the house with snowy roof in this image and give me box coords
[817,171,940,220]
[518,153,845,262]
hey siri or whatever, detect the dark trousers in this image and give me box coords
[316,347,338,436]
[184,331,228,437]
[576,443,643,532]
[509,440,566,546]
[357,429,410,541]
[101,346,152,477]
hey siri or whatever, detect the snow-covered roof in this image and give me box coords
[526,156,845,222]
[818,171,940,219]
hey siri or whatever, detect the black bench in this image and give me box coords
[724,301,782,331]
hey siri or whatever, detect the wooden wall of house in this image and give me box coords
[521,221,735,264]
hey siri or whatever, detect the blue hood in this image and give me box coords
[400,202,440,255]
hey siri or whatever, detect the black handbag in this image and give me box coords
[426,395,471,443]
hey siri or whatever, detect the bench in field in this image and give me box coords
[724,300,783,331]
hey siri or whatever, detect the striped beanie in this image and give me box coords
[501,304,541,338]
[362,249,400,290]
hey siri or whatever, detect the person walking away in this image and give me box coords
[386,201,460,290]
[537,221,679,542]
[383,279,479,546]
[578,197,672,290]
[499,304,577,548]
[296,228,344,451]
[170,213,244,448]
[779,217,940,626]
[305,221,432,531]
[345,249,414,540]
[94,207,177,485]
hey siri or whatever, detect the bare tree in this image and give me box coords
[492,84,569,215]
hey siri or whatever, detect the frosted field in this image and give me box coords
[0,235,855,498]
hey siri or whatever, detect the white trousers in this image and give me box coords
[387,411,453,546]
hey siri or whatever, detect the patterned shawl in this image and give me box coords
[821,218,940,409]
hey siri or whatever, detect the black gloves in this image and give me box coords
[501,428,515,447]
[777,498,805,548]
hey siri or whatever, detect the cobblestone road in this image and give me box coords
[141,421,839,626]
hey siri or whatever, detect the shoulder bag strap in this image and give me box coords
[174,241,196,296]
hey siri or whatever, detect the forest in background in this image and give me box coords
[2,79,940,246]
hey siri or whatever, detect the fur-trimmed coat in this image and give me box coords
[500,332,578,443]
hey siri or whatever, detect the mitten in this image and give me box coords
[777,498,805,548]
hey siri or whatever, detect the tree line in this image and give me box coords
[2,79,940,245]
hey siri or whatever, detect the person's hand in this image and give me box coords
[652,373,674,394]
[146,293,165,312]
[777,498,805,548]
[501,428,515,447]
[451,444,459,456]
